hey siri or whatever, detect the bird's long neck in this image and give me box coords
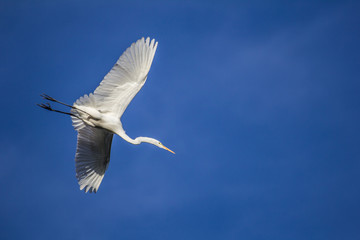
[115,128,152,145]
[116,130,140,144]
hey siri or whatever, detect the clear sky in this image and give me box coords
[1,0,360,239]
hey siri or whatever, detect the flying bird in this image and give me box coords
[38,37,174,193]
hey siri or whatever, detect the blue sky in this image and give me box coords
[1,0,360,239]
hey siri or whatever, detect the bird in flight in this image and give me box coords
[38,37,174,193]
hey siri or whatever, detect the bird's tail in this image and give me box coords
[71,93,97,131]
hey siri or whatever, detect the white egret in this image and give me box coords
[38,37,174,193]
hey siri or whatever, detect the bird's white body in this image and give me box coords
[74,105,121,132]
[40,37,174,193]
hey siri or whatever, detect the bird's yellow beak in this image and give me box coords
[163,145,175,154]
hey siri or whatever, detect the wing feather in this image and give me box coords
[75,125,113,193]
[93,37,158,118]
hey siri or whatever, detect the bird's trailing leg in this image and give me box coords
[40,94,74,108]
[37,102,80,119]
[40,94,88,114]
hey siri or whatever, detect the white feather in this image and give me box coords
[93,37,158,118]
[75,125,113,193]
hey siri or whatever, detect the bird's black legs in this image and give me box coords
[38,94,86,119]
[40,94,74,109]
[37,102,80,119]
[39,94,88,114]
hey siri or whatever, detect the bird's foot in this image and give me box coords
[40,94,56,102]
[37,103,53,111]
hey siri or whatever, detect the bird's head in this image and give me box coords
[138,137,175,154]
[156,141,175,154]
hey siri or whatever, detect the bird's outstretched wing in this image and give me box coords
[75,125,113,193]
[93,37,158,118]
